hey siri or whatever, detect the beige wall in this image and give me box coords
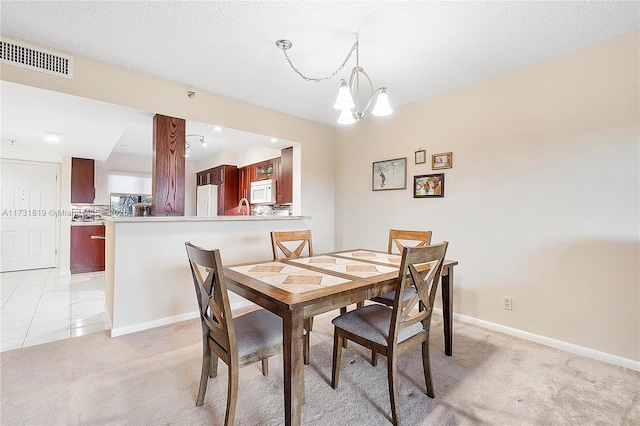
[335,32,640,362]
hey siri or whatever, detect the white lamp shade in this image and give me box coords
[333,80,355,111]
[337,108,356,125]
[371,89,393,116]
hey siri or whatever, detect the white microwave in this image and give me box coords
[250,179,276,205]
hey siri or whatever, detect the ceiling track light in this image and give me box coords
[186,133,207,147]
[276,35,392,125]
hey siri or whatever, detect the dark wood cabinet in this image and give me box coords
[196,165,238,215]
[253,159,275,181]
[71,157,95,203]
[217,165,238,215]
[277,147,293,204]
[70,224,105,273]
[238,165,251,201]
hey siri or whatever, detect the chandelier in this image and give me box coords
[276,37,392,125]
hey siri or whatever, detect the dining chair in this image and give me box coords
[185,241,283,425]
[371,229,433,307]
[270,230,314,364]
[331,242,448,426]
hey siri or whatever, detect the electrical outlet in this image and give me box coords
[503,297,512,311]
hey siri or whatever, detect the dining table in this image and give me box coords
[223,249,458,426]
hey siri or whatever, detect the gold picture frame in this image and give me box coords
[432,152,452,170]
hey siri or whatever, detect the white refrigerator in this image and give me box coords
[196,184,218,216]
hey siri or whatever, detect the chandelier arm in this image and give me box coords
[349,67,375,119]
[279,41,359,83]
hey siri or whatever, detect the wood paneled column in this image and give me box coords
[152,114,185,216]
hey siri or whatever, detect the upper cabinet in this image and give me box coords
[276,147,293,204]
[238,165,251,201]
[71,157,95,204]
[253,159,275,181]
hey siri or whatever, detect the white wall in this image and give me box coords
[335,32,640,362]
[95,152,153,205]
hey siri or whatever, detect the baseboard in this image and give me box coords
[231,300,257,310]
[110,311,199,337]
[438,309,640,372]
[108,301,255,338]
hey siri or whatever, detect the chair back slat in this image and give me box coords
[388,229,433,254]
[185,241,236,361]
[271,230,313,260]
[390,242,448,341]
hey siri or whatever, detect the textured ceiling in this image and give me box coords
[0,1,638,160]
[3,1,638,127]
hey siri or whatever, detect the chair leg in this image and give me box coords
[261,358,269,376]
[387,353,400,426]
[196,345,210,407]
[422,339,434,398]
[331,330,343,389]
[371,349,378,366]
[339,308,348,348]
[225,361,239,426]
[356,301,364,308]
[210,353,218,378]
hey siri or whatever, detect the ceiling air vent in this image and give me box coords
[1,38,73,79]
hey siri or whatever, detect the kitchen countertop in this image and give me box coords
[71,221,106,226]
[104,215,309,223]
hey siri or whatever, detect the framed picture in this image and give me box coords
[432,152,452,170]
[414,173,444,198]
[373,157,407,191]
[415,149,426,164]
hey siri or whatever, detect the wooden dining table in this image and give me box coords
[223,249,458,426]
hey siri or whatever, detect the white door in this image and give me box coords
[1,161,58,272]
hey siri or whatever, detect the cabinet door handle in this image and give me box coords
[90,235,106,240]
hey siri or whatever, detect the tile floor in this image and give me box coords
[0,268,109,352]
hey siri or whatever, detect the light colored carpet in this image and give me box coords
[1,309,639,425]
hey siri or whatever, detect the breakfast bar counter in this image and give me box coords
[104,215,312,337]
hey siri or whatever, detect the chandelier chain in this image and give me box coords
[280,40,359,82]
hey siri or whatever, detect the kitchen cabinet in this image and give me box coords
[253,159,275,181]
[216,165,238,215]
[196,165,238,215]
[238,165,251,201]
[70,224,105,273]
[71,157,95,203]
[276,147,293,204]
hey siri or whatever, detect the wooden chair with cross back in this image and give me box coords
[331,241,448,426]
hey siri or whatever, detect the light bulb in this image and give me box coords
[333,79,355,111]
[371,88,393,117]
[337,109,356,125]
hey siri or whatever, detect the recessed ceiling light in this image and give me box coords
[212,126,223,132]
[44,131,62,142]
[270,138,278,143]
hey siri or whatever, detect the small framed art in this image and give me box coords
[432,152,452,170]
[414,173,444,198]
[372,157,407,191]
[415,149,426,164]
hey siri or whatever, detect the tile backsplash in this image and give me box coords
[71,205,110,222]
